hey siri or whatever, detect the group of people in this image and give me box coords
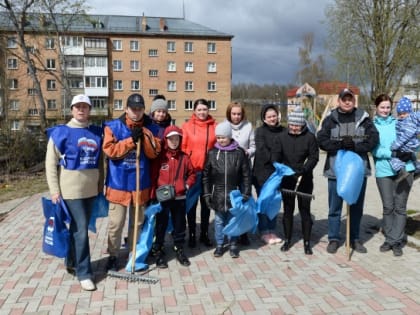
[45,89,418,291]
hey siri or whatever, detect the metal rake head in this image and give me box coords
[107,270,159,284]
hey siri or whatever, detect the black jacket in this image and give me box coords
[202,143,251,211]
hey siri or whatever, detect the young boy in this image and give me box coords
[151,125,196,268]
[202,121,252,258]
[390,97,419,183]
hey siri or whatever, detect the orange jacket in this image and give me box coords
[181,114,217,171]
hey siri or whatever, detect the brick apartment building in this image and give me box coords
[0,12,233,131]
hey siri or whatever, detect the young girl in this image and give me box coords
[151,125,196,268]
[202,121,252,258]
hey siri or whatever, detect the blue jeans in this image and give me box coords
[214,211,237,246]
[376,174,413,245]
[327,178,367,242]
[64,197,95,281]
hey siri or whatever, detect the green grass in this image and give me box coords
[0,173,48,204]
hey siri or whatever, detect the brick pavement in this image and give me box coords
[1,154,420,314]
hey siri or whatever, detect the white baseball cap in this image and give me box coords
[71,94,92,107]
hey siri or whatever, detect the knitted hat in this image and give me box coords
[127,93,145,108]
[396,97,412,114]
[71,94,91,108]
[151,98,168,113]
[288,107,305,126]
[215,121,232,138]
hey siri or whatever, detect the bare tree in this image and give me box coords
[325,0,420,100]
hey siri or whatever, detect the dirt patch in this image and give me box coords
[0,172,47,204]
[406,214,420,240]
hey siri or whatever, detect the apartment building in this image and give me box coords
[0,13,233,131]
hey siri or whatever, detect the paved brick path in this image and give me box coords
[1,154,419,314]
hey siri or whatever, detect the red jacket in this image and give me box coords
[181,114,216,171]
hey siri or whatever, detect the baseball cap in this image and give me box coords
[338,88,355,99]
[71,94,91,108]
[127,93,145,108]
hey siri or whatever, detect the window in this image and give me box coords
[207,42,216,53]
[28,108,39,116]
[7,58,18,69]
[130,60,140,71]
[26,46,37,54]
[7,37,17,48]
[149,89,158,96]
[85,57,107,67]
[114,99,123,110]
[208,62,217,73]
[168,100,176,110]
[11,120,20,131]
[167,41,176,52]
[113,60,122,71]
[9,79,18,89]
[185,62,194,72]
[113,80,123,90]
[112,40,122,50]
[45,38,55,49]
[184,42,193,53]
[184,100,193,110]
[65,56,83,68]
[149,69,158,77]
[62,36,83,47]
[28,88,38,95]
[167,81,176,91]
[68,77,84,88]
[85,38,107,48]
[9,100,19,111]
[91,98,107,109]
[46,80,56,90]
[208,81,216,91]
[130,40,139,51]
[167,61,176,72]
[131,80,140,91]
[85,76,107,88]
[208,100,216,110]
[148,49,158,57]
[47,99,57,110]
[185,81,194,91]
[46,59,56,70]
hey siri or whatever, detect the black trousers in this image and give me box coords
[187,194,210,236]
[281,175,313,242]
[155,199,187,247]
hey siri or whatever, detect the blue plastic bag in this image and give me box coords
[88,194,109,233]
[42,197,71,258]
[186,172,202,213]
[126,202,162,272]
[256,163,295,220]
[223,190,258,237]
[334,150,364,205]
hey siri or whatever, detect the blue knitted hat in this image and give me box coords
[396,97,412,114]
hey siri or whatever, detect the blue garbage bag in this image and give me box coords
[88,193,109,233]
[186,172,202,213]
[42,198,71,258]
[223,190,258,237]
[256,162,294,220]
[126,202,162,272]
[334,150,364,205]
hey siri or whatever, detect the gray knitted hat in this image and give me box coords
[288,107,305,126]
[215,121,232,138]
[150,99,168,113]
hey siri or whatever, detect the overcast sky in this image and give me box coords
[85,0,333,85]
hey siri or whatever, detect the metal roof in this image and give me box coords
[0,12,233,38]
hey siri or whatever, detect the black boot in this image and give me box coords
[229,241,239,258]
[304,241,313,255]
[280,240,291,252]
[156,250,168,269]
[239,233,250,246]
[199,232,213,247]
[174,245,191,266]
[188,232,196,248]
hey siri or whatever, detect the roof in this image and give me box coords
[287,81,360,97]
[0,12,233,38]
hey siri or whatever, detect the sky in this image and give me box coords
[85,0,333,85]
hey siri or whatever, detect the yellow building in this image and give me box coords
[0,13,233,131]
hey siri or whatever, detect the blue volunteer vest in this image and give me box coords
[104,119,152,191]
[48,125,102,170]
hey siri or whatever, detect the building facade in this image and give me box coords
[0,13,233,131]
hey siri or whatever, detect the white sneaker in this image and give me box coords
[80,279,96,291]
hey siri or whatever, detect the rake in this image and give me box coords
[281,176,315,200]
[107,137,159,284]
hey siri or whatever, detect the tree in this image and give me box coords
[0,0,88,132]
[296,33,329,85]
[325,0,420,100]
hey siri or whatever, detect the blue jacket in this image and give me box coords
[372,115,415,178]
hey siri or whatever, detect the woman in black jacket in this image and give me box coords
[202,121,252,258]
[252,104,285,245]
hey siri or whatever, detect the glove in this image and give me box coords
[394,150,413,162]
[131,127,143,143]
[341,136,355,151]
[242,194,250,202]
